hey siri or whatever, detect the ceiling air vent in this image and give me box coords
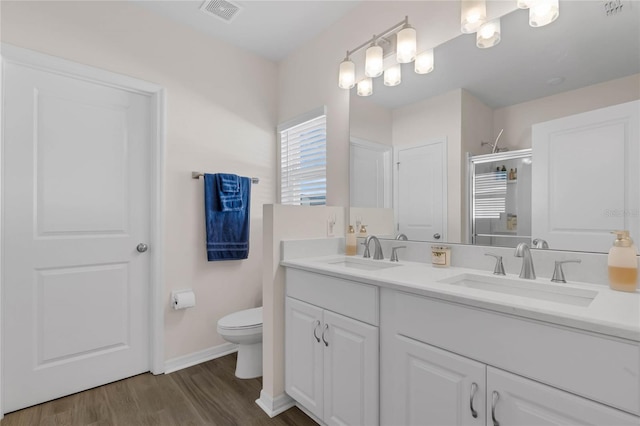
[200,0,241,23]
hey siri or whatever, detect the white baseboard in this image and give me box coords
[255,389,296,418]
[164,342,237,374]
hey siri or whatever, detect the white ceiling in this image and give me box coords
[132,0,361,61]
[134,0,639,109]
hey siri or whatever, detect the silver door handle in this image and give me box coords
[469,382,478,418]
[322,324,329,347]
[491,391,500,426]
[136,243,148,253]
[313,320,321,343]
[433,233,441,240]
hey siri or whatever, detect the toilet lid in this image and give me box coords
[218,306,262,329]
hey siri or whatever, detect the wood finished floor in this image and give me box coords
[3,353,317,426]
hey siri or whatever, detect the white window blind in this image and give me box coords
[473,171,506,219]
[279,114,327,206]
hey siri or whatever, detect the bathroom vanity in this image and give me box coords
[282,255,640,426]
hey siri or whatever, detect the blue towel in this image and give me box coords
[204,174,251,261]
[215,173,243,211]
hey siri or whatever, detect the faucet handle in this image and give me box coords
[485,253,506,275]
[551,259,582,283]
[362,241,371,258]
[390,246,406,262]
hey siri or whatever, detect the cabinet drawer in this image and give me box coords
[384,290,640,416]
[286,268,378,326]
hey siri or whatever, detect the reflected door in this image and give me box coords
[396,141,447,241]
[3,60,151,411]
[532,100,639,252]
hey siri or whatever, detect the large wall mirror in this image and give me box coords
[349,1,640,253]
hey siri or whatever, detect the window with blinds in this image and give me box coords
[279,113,327,206]
[473,171,507,219]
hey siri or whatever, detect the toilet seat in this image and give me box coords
[218,306,262,331]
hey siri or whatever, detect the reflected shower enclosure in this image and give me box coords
[468,149,532,248]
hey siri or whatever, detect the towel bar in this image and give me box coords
[192,171,259,184]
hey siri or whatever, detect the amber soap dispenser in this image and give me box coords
[608,230,638,292]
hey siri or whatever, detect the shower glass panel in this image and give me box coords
[468,149,532,248]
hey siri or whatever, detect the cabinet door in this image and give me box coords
[285,297,324,419]
[385,334,486,426]
[323,310,379,426]
[487,367,640,426]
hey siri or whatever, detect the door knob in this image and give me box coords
[136,243,148,253]
[433,233,441,240]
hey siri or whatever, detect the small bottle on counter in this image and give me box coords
[431,245,451,268]
[608,230,638,292]
[346,225,357,256]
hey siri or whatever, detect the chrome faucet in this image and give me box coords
[395,233,408,241]
[515,243,536,279]
[363,235,384,260]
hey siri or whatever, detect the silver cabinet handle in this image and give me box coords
[433,233,441,240]
[322,324,329,347]
[136,243,148,253]
[469,382,478,418]
[312,320,321,343]
[491,391,500,426]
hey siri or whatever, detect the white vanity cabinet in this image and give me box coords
[380,288,640,425]
[285,269,379,426]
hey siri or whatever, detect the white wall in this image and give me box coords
[1,1,278,361]
[494,73,640,150]
[349,96,393,146]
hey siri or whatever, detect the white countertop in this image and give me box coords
[282,255,640,342]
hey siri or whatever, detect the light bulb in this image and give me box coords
[384,64,402,86]
[396,26,417,63]
[357,78,373,96]
[414,49,434,74]
[365,44,383,78]
[476,18,501,48]
[338,58,355,89]
[529,0,559,27]
[461,0,487,33]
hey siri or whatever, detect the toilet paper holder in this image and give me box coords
[171,290,196,310]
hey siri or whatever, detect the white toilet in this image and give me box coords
[217,306,263,379]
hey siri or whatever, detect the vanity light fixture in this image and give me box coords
[357,78,373,96]
[414,49,435,74]
[476,18,501,48]
[461,0,487,33]
[529,0,560,27]
[396,23,417,63]
[337,16,432,95]
[338,53,355,89]
[365,41,384,78]
[384,64,402,86]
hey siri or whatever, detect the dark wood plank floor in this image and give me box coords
[3,353,317,426]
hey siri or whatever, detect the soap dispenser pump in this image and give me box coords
[608,230,638,292]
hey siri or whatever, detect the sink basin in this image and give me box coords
[326,258,401,271]
[438,273,598,307]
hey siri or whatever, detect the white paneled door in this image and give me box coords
[396,141,447,242]
[3,59,152,412]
